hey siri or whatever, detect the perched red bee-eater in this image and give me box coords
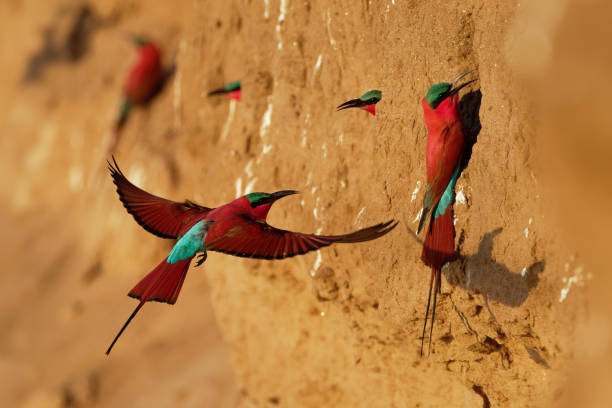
[337,90,382,116]
[105,158,398,354]
[417,71,476,355]
[109,36,164,152]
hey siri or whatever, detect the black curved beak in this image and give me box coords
[208,87,227,96]
[447,70,478,97]
[337,98,366,111]
[271,190,299,201]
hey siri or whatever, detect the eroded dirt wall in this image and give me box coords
[175,1,579,406]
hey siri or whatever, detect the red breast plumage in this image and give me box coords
[123,42,163,104]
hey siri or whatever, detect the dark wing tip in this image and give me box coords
[107,155,125,181]
[416,208,429,234]
[107,156,132,193]
[365,219,399,240]
[331,219,399,243]
[106,157,179,239]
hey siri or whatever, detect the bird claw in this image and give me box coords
[195,252,207,267]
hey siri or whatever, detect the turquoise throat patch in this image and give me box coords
[167,220,207,264]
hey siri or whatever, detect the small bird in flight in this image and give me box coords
[105,158,397,354]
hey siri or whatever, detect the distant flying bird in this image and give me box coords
[417,71,476,355]
[105,158,397,354]
[208,80,242,101]
[109,36,165,152]
[337,90,382,116]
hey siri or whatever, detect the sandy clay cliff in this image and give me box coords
[1,0,611,407]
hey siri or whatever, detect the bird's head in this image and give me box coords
[424,71,476,109]
[224,81,241,92]
[337,89,382,116]
[245,190,299,220]
[128,34,149,48]
[359,89,382,104]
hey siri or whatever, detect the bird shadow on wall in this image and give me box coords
[453,89,544,308]
[458,89,482,175]
[446,228,545,308]
[149,64,176,104]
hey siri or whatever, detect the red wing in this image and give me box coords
[424,127,454,206]
[205,215,398,260]
[418,123,464,233]
[108,158,211,239]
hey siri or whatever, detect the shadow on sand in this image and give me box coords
[446,228,545,308]
[453,90,544,308]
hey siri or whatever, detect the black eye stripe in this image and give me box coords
[432,91,450,109]
[250,196,274,207]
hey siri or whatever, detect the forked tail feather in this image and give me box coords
[419,203,456,356]
[420,267,442,356]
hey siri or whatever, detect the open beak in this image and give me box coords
[448,70,478,97]
[337,98,366,111]
[450,70,473,87]
[271,190,299,201]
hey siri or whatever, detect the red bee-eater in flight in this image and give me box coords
[109,36,165,152]
[208,80,242,101]
[337,90,382,116]
[417,71,476,355]
[105,158,398,354]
